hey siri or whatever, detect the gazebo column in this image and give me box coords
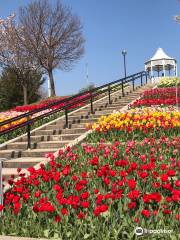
[150,63,152,77]
[157,66,160,77]
[168,65,170,77]
[163,61,166,77]
[150,62,153,83]
[175,63,178,76]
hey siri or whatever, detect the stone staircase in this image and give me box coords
[0,84,153,180]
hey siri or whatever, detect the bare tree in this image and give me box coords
[19,0,84,96]
[174,15,180,22]
[0,14,42,105]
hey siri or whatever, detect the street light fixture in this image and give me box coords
[122,50,127,79]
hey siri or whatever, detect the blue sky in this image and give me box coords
[0,0,180,96]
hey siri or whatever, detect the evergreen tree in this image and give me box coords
[0,67,45,111]
[79,83,95,94]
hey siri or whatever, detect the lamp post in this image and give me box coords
[86,62,89,85]
[122,50,127,79]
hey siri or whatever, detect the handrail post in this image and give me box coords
[141,73,143,86]
[132,77,135,91]
[145,73,148,84]
[27,116,31,149]
[0,158,3,215]
[65,108,69,128]
[108,85,111,104]
[90,93,94,114]
[121,79,125,97]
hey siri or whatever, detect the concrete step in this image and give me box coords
[121,96,140,100]
[70,112,93,118]
[61,128,87,134]
[96,103,123,109]
[73,118,98,124]
[3,157,46,168]
[113,98,137,103]
[34,129,56,135]
[94,110,118,115]
[22,135,57,142]
[45,120,70,128]
[0,150,22,159]
[21,148,58,157]
[89,113,110,118]
[71,110,96,116]
[20,135,44,142]
[45,124,65,130]
[36,140,70,149]
[75,113,109,120]
[68,114,101,121]
[6,142,35,150]
[70,123,87,128]
[100,98,135,105]
[92,102,108,107]
[99,105,123,110]
[49,133,80,141]
[104,100,129,107]
[67,115,85,121]
[100,105,127,110]
[82,107,101,112]
[105,103,129,109]
[2,168,27,180]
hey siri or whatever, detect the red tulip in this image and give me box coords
[141,209,150,218]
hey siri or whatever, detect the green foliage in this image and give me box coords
[0,67,45,111]
[0,68,23,110]
[79,83,95,93]
[158,77,180,88]
[86,127,180,143]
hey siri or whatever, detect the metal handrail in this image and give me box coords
[0,71,148,148]
[0,71,145,127]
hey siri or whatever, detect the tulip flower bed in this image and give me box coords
[158,77,180,88]
[12,93,90,112]
[0,136,179,239]
[140,88,180,99]
[0,85,179,239]
[0,93,91,144]
[0,93,90,130]
[131,87,180,107]
[86,108,180,143]
[0,111,28,131]
[0,109,52,132]
[0,111,63,144]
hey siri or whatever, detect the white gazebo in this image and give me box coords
[145,48,177,83]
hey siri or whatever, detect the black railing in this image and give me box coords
[0,71,148,148]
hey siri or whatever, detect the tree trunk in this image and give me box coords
[23,85,28,105]
[48,70,56,97]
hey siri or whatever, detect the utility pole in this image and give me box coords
[86,62,89,86]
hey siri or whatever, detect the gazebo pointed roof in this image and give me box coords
[150,48,174,61]
[144,48,177,78]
